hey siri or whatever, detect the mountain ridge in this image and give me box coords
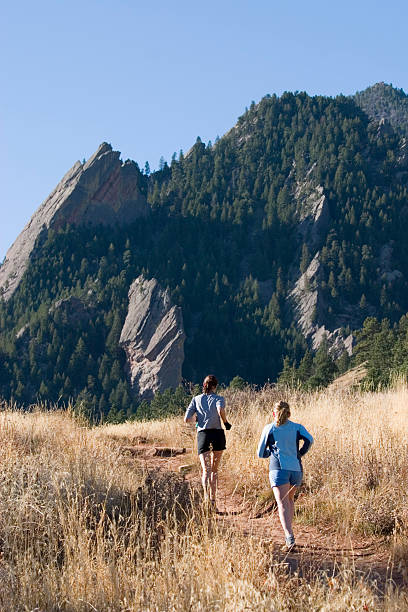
[0,143,148,300]
[0,83,408,417]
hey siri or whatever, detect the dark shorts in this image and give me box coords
[197,429,226,454]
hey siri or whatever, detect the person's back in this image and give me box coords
[184,375,230,509]
[257,400,313,550]
[257,419,313,472]
[186,392,225,431]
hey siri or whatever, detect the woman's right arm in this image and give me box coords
[257,424,272,458]
[184,397,197,423]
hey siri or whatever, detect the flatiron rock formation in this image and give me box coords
[290,253,353,356]
[119,276,185,400]
[0,143,148,300]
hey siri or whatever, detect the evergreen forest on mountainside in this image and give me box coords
[1,83,408,421]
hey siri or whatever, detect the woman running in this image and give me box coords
[184,375,231,507]
[257,400,313,549]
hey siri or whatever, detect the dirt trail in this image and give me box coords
[120,442,404,588]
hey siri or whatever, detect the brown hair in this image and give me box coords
[274,400,290,427]
[203,375,218,394]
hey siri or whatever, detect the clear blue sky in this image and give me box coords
[1,0,407,260]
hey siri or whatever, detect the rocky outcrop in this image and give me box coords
[296,184,329,250]
[312,324,353,358]
[377,117,394,138]
[289,252,321,340]
[0,143,148,300]
[286,164,357,355]
[398,137,408,167]
[294,166,330,251]
[354,82,408,139]
[119,276,185,400]
[290,253,354,356]
[282,161,330,251]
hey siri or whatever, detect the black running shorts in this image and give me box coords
[197,428,226,454]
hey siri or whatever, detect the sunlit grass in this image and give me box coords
[0,386,407,609]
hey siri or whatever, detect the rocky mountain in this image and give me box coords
[0,143,148,300]
[119,276,185,400]
[1,83,408,417]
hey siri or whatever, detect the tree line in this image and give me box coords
[1,88,408,418]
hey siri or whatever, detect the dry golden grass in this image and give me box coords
[112,385,408,536]
[0,387,407,610]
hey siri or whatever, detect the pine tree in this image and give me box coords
[278,357,298,387]
[309,338,337,388]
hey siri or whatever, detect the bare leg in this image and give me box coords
[199,451,212,500]
[288,485,296,525]
[209,450,223,502]
[272,484,297,539]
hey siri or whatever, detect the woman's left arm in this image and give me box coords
[217,398,231,429]
[298,425,314,457]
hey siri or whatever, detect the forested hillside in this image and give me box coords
[355,81,408,138]
[1,84,408,419]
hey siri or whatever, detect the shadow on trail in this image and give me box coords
[215,509,242,516]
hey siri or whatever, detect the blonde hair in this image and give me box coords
[274,400,290,427]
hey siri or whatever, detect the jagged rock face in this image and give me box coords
[289,252,321,339]
[288,163,356,354]
[296,184,329,250]
[282,161,330,251]
[254,163,353,356]
[119,276,185,400]
[293,164,330,251]
[258,163,330,309]
[0,143,148,300]
[289,253,353,356]
[313,324,353,358]
[398,138,408,167]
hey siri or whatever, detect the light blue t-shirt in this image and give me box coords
[257,420,313,471]
[185,393,225,431]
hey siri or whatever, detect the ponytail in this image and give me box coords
[203,374,218,394]
[274,400,290,426]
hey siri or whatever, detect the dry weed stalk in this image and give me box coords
[0,387,407,609]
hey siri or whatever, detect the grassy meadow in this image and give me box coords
[0,386,407,610]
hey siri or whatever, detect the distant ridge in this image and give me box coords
[354,82,408,137]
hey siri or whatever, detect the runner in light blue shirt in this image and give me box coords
[257,400,313,550]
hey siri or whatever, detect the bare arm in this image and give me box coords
[184,398,196,424]
[217,401,232,430]
[218,406,227,424]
